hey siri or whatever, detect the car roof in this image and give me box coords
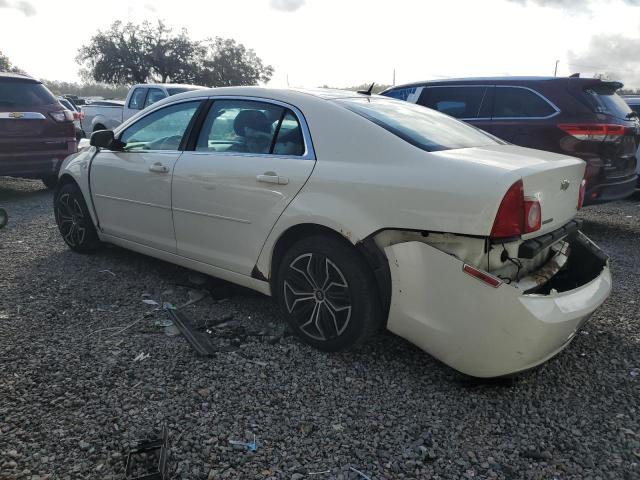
[0,72,39,83]
[131,83,207,90]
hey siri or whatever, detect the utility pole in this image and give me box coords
[554,60,559,77]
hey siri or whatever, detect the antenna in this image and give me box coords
[357,83,375,95]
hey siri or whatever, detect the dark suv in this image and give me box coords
[381,76,639,204]
[0,73,77,188]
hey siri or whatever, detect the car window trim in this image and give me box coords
[418,84,560,121]
[491,85,560,120]
[117,98,207,154]
[185,95,316,160]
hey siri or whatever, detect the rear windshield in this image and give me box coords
[167,87,202,96]
[336,97,503,152]
[0,81,58,108]
[582,84,633,120]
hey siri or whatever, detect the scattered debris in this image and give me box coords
[152,318,173,328]
[164,325,180,337]
[125,425,168,480]
[166,308,221,356]
[133,352,150,362]
[99,269,116,277]
[228,434,258,452]
[142,299,159,306]
[349,466,372,479]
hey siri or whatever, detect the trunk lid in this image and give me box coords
[432,144,585,237]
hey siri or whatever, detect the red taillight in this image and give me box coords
[577,178,587,210]
[490,180,524,239]
[490,180,541,239]
[463,264,502,288]
[558,123,627,142]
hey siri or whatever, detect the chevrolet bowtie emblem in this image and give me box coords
[9,112,23,119]
[560,179,570,191]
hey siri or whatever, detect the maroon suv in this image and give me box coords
[382,76,639,204]
[0,73,77,188]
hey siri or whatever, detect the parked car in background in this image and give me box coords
[622,95,640,187]
[80,83,205,133]
[58,96,85,140]
[0,73,77,189]
[382,76,639,204]
[55,87,610,377]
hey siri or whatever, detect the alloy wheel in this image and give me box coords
[283,253,353,341]
[55,193,87,247]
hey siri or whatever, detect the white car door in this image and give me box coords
[172,98,316,275]
[90,100,203,252]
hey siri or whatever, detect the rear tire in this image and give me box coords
[275,235,382,351]
[42,176,58,190]
[54,182,102,253]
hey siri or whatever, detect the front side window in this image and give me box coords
[145,88,167,108]
[128,88,147,110]
[196,100,305,156]
[493,87,556,118]
[120,101,201,151]
[337,97,502,152]
[419,86,487,119]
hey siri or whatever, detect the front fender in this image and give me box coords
[58,147,100,226]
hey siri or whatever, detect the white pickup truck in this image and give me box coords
[80,83,205,133]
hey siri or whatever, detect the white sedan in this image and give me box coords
[54,87,611,377]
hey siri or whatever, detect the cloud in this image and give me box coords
[144,3,157,12]
[568,32,640,88]
[270,0,306,12]
[0,0,36,16]
[506,0,640,10]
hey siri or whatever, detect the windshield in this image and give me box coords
[0,80,58,108]
[336,97,503,152]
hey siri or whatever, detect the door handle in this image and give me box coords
[257,172,289,185]
[149,162,170,174]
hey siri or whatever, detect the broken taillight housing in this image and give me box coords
[490,180,542,239]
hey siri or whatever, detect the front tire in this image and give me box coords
[276,235,382,351]
[54,182,102,253]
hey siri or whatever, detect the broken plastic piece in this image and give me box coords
[124,425,168,480]
[229,434,257,452]
[165,308,219,356]
[142,299,159,306]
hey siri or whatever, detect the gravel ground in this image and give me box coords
[0,176,638,480]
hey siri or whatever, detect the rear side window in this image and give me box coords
[419,86,487,119]
[337,97,503,152]
[196,99,305,156]
[583,85,633,120]
[493,87,556,118]
[0,81,57,107]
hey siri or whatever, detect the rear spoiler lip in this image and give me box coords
[568,77,624,91]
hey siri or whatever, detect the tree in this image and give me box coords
[0,50,23,73]
[76,21,273,87]
[193,37,274,87]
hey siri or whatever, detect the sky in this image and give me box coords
[2,0,640,88]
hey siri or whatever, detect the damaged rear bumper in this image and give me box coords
[384,232,611,378]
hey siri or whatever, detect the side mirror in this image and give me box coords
[0,208,7,229]
[90,129,124,150]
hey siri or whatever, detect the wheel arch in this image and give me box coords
[263,222,391,319]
